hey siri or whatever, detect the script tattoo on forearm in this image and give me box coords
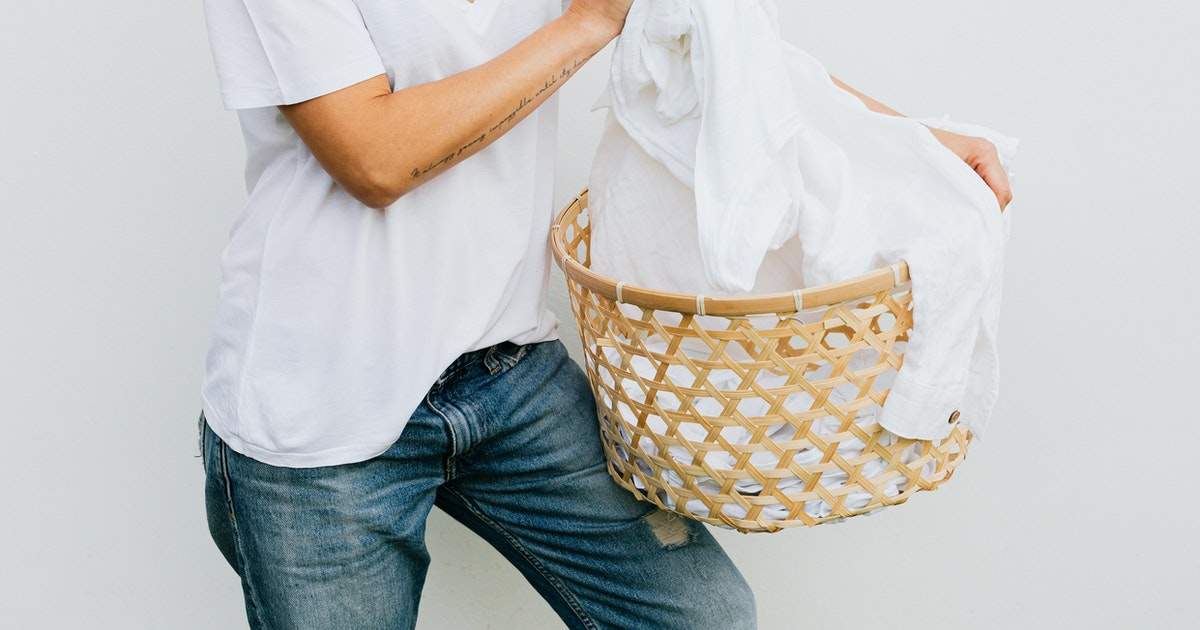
[410,57,587,180]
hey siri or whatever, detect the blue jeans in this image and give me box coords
[201,340,756,629]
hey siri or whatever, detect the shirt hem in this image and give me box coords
[199,319,560,469]
[201,393,399,469]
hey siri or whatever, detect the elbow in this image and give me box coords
[342,161,413,210]
[346,174,405,210]
[350,186,403,211]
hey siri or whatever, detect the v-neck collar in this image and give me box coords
[460,0,503,35]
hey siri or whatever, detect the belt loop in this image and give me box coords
[482,345,501,375]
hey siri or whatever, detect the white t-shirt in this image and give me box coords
[201,0,564,467]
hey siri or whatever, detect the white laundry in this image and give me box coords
[590,0,1018,443]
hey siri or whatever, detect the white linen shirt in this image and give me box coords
[591,0,1018,442]
[201,0,563,467]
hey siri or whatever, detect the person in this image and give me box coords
[198,1,1009,628]
[198,1,754,628]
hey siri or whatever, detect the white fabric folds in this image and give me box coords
[590,0,1018,441]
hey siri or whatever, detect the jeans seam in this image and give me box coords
[441,486,599,630]
[219,442,269,629]
[424,393,458,480]
[436,355,477,388]
[198,412,207,465]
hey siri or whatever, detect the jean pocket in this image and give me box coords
[197,411,207,465]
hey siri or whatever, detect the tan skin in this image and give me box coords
[283,1,1012,212]
[832,77,1013,210]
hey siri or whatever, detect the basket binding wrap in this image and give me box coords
[551,190,971,533]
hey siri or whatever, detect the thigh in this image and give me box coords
[441,342,757,630]
[202,410,446,630]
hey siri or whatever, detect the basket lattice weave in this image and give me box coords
[550,190,971,533]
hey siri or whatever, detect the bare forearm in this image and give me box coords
[282,13,614,208]
[385,14,608,188]
[831,75,905,117]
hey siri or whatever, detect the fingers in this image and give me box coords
[932,132,1015,212]
[972,145,1013,211]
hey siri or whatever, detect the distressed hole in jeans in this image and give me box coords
[644,510,693,549]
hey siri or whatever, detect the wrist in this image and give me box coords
[559,8,620,53]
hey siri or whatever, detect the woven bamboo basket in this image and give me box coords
[550,190,972,533]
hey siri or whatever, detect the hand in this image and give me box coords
[928,127,1013,211]
[565,0,635,44]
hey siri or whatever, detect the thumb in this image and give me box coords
[974,157,1013,211]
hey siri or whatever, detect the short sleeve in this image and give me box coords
[204,0,386,110]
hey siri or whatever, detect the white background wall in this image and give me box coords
[2,2,1197,628]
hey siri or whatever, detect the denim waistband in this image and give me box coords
[435,341,526,387]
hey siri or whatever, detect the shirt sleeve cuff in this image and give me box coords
[876,368,966,441]
[221,54,387,110]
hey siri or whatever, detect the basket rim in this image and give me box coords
[550,189,911,316]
